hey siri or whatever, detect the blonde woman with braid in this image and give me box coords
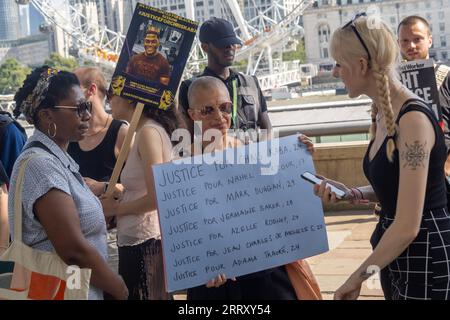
[311,13,450,300]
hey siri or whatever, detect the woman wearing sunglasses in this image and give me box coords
[312,14,450,300]
[9,66,128,300]
[100,91,183,300]
[186,76,241,153]
[183,76,318,300]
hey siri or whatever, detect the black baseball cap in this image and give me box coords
[199,17,242,48]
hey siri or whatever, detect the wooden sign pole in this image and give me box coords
[105,102,145,196]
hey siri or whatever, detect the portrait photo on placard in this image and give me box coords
[111,3,198,108]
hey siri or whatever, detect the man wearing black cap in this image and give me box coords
[178,17,272,135]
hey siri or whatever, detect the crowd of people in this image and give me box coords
[1,13,450,300]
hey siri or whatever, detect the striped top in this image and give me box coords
[8,129,108,300]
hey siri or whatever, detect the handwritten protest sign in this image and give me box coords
[110,3,198,108]
[399,59,441,121]
[153,135,329,292]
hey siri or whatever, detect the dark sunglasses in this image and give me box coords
[54,101,92,117]
[193,102,232,117]
[342,12,372,62]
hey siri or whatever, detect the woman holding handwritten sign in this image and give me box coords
[101,93,182,300]
[185,76,316,300]
[313,14,450,300]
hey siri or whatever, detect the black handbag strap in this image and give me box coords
[23,140,55,156]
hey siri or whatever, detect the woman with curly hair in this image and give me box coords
[9,66,128,300]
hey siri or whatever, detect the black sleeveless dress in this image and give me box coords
[68,119,125,182]
[365,99,450,300]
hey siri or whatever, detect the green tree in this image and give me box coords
[0,58,31,95]
[282,40,306,63]
[44,52,79,71]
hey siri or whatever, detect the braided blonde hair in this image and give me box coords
[371,62,396,161]
[330,16,400,161]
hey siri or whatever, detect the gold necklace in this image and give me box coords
[86,114,110,137]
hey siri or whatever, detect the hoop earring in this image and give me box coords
[48,122,57,138]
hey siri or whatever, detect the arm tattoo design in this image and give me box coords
[401,140,429,170]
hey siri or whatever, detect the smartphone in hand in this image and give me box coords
[301,171,346,199]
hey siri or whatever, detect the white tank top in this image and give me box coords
[117,119,172,247]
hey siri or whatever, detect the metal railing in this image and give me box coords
[269,98,373,137]
[2,94,373,138]
[268,98,372,112]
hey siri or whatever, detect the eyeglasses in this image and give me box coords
[342,12,372,62]
[54,101,92,117]
[191,102,232,117]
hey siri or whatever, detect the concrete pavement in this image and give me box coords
[306,210,384,300]
[102,210,384,300]
[174,210,384,300]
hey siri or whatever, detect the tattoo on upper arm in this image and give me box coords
[401,140,429,170]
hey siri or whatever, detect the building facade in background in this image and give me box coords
[8,0,450,69]
[0,34,51,67]
[303,0,450,66]
[136,0,229,22]
[29,5,45,35]
[238,0,303,20]
[94,0,236,34]
[0,0,20,41]
[0,2,53,66]
[18,4,30,39]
